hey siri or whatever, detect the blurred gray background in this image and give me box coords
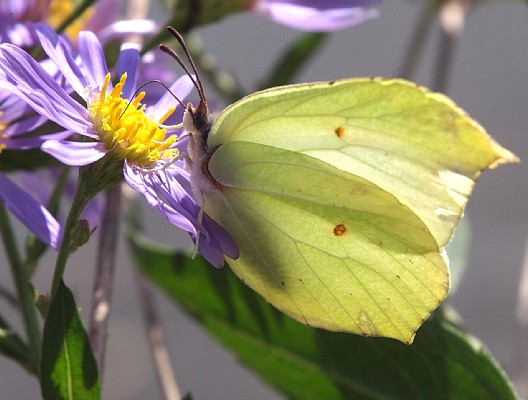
[1,1,527,399]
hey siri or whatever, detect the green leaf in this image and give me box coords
[128,235,519,400]
[40,280,100,400]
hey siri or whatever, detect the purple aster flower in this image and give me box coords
[0,92,52,151]
[0,91,71,152]
[0,172,61,249]
[0,56,74,152]
[252,0,381,31]
[0,23,239,267]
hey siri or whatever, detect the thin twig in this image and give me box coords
[432,0,470,92]
[0,285,19,308]
[0,204,41,374]
[88,185,122,379]
[397,0,439,79]
[56,0,96,34]
[134,269,182,400]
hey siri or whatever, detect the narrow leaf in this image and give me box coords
[128,234,519,400]
[0,314,33,374]
[40,280,100,400]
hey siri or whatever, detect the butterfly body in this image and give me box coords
[184,102,220,204]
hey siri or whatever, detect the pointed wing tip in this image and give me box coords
[489,151,521,169]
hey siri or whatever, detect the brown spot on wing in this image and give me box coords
[334,126,345,138]
[333,224,347,236]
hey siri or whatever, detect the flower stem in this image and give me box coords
[432,0,469,92]
[0,284,18,308]
[134,268,181,400]
[397,0,439,79]
[49,170,92,299]
[0,203,41,375]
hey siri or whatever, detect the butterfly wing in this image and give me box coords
[202,78,517,342]
[205,142,448,343]
[208,78,517,248]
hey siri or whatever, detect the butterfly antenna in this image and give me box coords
[160,27,207,108]
[119,79,186,119]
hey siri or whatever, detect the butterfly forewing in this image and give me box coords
[208,78,517,248]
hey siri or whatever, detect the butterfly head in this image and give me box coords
[160,27,213,161]
[183,99,210,138]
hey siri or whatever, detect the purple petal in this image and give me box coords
[0,89,35,121]
[124,163,239,267]
[0,173,62,250]
[255,2,379,31]
[2,131,72,150]
[0,44,93,135]
[1,113,48,138]
[123,163,162,207]
[196,213,240,266]
[265,0,381,9]
[42,140,106,166]
[124,164,198,234]
[97,19,158,45]
[35,23,88,98]
[78,30,109,90]
[148,75,195,122]
[117,47,140,99]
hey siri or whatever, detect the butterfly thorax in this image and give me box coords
[183,102,211,163]
[184,102,223,199]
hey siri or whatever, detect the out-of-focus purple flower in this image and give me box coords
[0,23,239,267]
[0,172,61,249]
[0,57,71,152]
[0,0,119,47]
[252,0,381,31]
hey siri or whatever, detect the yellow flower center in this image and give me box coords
[88,73,178,168]
[46,0,94,42]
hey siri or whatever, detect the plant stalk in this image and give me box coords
[0,204,41,374]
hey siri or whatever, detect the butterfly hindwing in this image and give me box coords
[204,142,448,343]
